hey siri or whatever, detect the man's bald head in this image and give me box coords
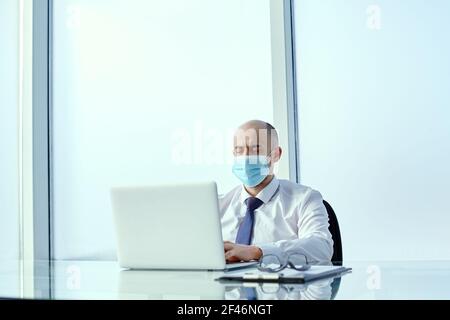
[233,120,280,156]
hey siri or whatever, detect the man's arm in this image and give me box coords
[258,189,333,263]
[224,189,333,263]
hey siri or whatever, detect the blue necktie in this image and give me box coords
[235,197,264,245]
[243,287,258,300]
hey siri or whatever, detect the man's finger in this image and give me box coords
[224,242,235,251]
[225,251,240,263]
[225,251,232,261]
[225,250,236,259]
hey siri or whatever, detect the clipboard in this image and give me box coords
[216,266,352,284]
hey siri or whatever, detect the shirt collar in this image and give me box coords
[240,176,280,205]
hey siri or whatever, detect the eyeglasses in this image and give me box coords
[257,253,311,273]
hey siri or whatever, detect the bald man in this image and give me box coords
[220,120,333,264]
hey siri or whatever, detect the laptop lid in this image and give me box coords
[111,181,226,270]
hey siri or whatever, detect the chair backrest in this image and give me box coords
[323,200,343,265]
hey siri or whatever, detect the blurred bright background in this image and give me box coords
[1,0,449,264]
[295,0,450,261]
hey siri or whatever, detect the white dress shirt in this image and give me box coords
[219,176,333,263]
[224,277,333,300]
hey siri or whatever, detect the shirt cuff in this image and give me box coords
[257,243,285,259]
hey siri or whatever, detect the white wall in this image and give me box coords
[52,0,274,260]
[0,0,20,298]
[294,0,450,261]
[0,0,19,261]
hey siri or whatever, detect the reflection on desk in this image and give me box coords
[223,277,341,300]
[118,270,224,300]
[118,269,341,300]
[2,260,450,300]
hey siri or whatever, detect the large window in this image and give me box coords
[4,0,449,266]
[294,0,450,260]
[52,0,276,260]
[0,0,20,296]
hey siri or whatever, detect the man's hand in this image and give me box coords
[224,241,263,263]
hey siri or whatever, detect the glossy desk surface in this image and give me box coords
[1,260,450,300]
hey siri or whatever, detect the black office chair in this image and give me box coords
[323,200,343,266]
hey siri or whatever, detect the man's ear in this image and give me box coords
[272,147,282,163]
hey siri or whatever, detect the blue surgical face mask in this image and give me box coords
[232,155,271,187]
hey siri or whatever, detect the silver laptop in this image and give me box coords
[111,181,257,271]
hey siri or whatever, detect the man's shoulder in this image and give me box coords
[278,179,311,193]
[218,184,241,207]
[278,179,323,200]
